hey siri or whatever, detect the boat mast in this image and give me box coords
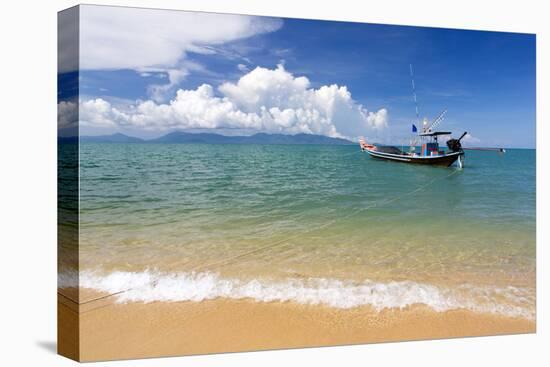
[409,64,420,151]
[410,64,420,126]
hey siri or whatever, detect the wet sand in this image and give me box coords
[58,288,535,362]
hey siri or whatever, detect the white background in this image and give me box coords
[0,0,547,365]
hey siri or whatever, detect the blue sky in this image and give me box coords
[61,5,536,148]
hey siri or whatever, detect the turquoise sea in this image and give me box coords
[76,143,535,318]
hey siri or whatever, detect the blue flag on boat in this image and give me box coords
[412,124,418,133]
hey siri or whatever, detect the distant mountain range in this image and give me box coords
[79,133,144,143]
[69,132,354,145]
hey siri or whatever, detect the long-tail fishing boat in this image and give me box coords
[359,65,467,168]
[359,130,466,168]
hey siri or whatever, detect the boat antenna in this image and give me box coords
[410,64,420,125]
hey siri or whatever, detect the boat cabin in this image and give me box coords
[418,131,451,157]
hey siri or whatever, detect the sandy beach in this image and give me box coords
[58,288,535,362]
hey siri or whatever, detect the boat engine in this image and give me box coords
[446,131,468,152]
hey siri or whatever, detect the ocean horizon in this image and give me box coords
[58,132,535,149]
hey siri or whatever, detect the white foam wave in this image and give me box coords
[73,270,535,320]
[58,270,79,288]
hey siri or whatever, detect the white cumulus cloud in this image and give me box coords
[58,100,78,129]
[75,64,388,139]
[80,99,125,128]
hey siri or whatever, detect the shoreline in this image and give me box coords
[59,290,535,362]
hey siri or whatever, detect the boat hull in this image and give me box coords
[365,149,463,167]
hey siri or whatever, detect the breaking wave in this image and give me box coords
[62,270,535,320]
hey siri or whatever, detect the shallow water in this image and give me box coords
[76,143,536,318]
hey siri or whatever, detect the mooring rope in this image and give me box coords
[67,165,461,306]
[190,168,460,272]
